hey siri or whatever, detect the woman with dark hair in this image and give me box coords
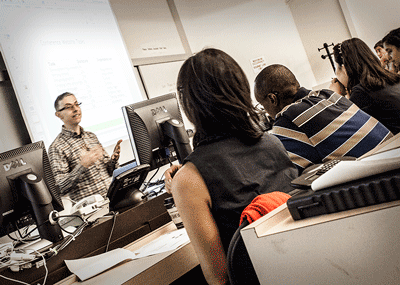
[330,37,400,134]
[165,48,297,284]
[382,27,400,73]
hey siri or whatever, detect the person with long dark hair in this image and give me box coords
[331,37,400,134]
[165,48,297,284]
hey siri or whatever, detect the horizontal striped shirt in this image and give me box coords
[48,126,118,202]
[271,88,393,173]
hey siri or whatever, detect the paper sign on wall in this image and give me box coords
[250,56,267,74]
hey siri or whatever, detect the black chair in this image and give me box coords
[227,217,260,285]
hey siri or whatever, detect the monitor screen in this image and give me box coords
[0,141,64,242]
[122,93,192,171]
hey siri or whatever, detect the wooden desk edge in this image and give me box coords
[55,222,199,285]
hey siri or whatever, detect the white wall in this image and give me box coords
[340,0,400,49]
[110,0,186,59]
[174,0,316,91]
[288,0,351,85]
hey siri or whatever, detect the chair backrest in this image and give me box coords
[227,218,260,285]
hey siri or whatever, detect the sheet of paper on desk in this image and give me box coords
[65,248,134,281]
[131,228,189,259]
[65,228,189,281]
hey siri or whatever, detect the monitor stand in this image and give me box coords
[111,188,145,213]
[16,172,63,243]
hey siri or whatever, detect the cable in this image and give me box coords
[17,227,29,240]
[0,247,48,285]
[7,224,40,244]
[140,167,161,199]
[0,215,85,284]
[56,214,85,235]
[15,250,47,285]
[62,196,77,204]
[36,250,48,285]
[146,167,160,185]
[0,274,30,285]
[0,242,14,270]
[168,156,173,166]
[50,220,89,256]
[8,217,52,242]
[105,212,117,252]
[142,181,166,200]
[17,226,40,243]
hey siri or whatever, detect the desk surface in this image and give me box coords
[0,193,173,285]
[242,200,400,285]
[55,222,199,285]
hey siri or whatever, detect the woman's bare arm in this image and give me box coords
[171,162,229,285]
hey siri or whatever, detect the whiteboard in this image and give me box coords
[138,60,193,131]
[0,0,144,149]
[138,60,184,99]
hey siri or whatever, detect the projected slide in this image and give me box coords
[0,0,144,149]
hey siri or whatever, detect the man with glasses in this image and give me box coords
[254,64,393,174]
[48,92,122,202]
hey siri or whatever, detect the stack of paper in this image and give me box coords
[65,228,189,281]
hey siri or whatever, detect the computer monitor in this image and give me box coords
[0,141,64,243]
[122,93,192,171]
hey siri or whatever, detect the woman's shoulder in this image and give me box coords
[383,81,400,92]
[351,83,368,93]
[350,84,372,101]
[175,162,203,186]
[172,162,211,202]
[357,81,400,96]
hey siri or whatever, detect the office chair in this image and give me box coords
[227,191,294,284]
[227,217,260,285]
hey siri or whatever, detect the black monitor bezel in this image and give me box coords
[122,93,190,171]
[0,141,63,237]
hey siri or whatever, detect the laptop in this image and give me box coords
[287,133,400,220]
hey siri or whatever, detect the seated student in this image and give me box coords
[331,38,400,135]
[382,27,400,74]
[374,40,392,71]
[49,92,122,202]
[254,64,393,174]
[164,48,297,284]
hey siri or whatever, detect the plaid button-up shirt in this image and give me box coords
[48,126,118,202]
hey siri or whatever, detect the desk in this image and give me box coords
[56,222,199,285]
[0,193,173,285]
[241,200,400,285]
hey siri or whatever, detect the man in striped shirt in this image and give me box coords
[254,64,393,174]
[48,92,122,202]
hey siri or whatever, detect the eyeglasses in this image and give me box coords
[58,102,82,112]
